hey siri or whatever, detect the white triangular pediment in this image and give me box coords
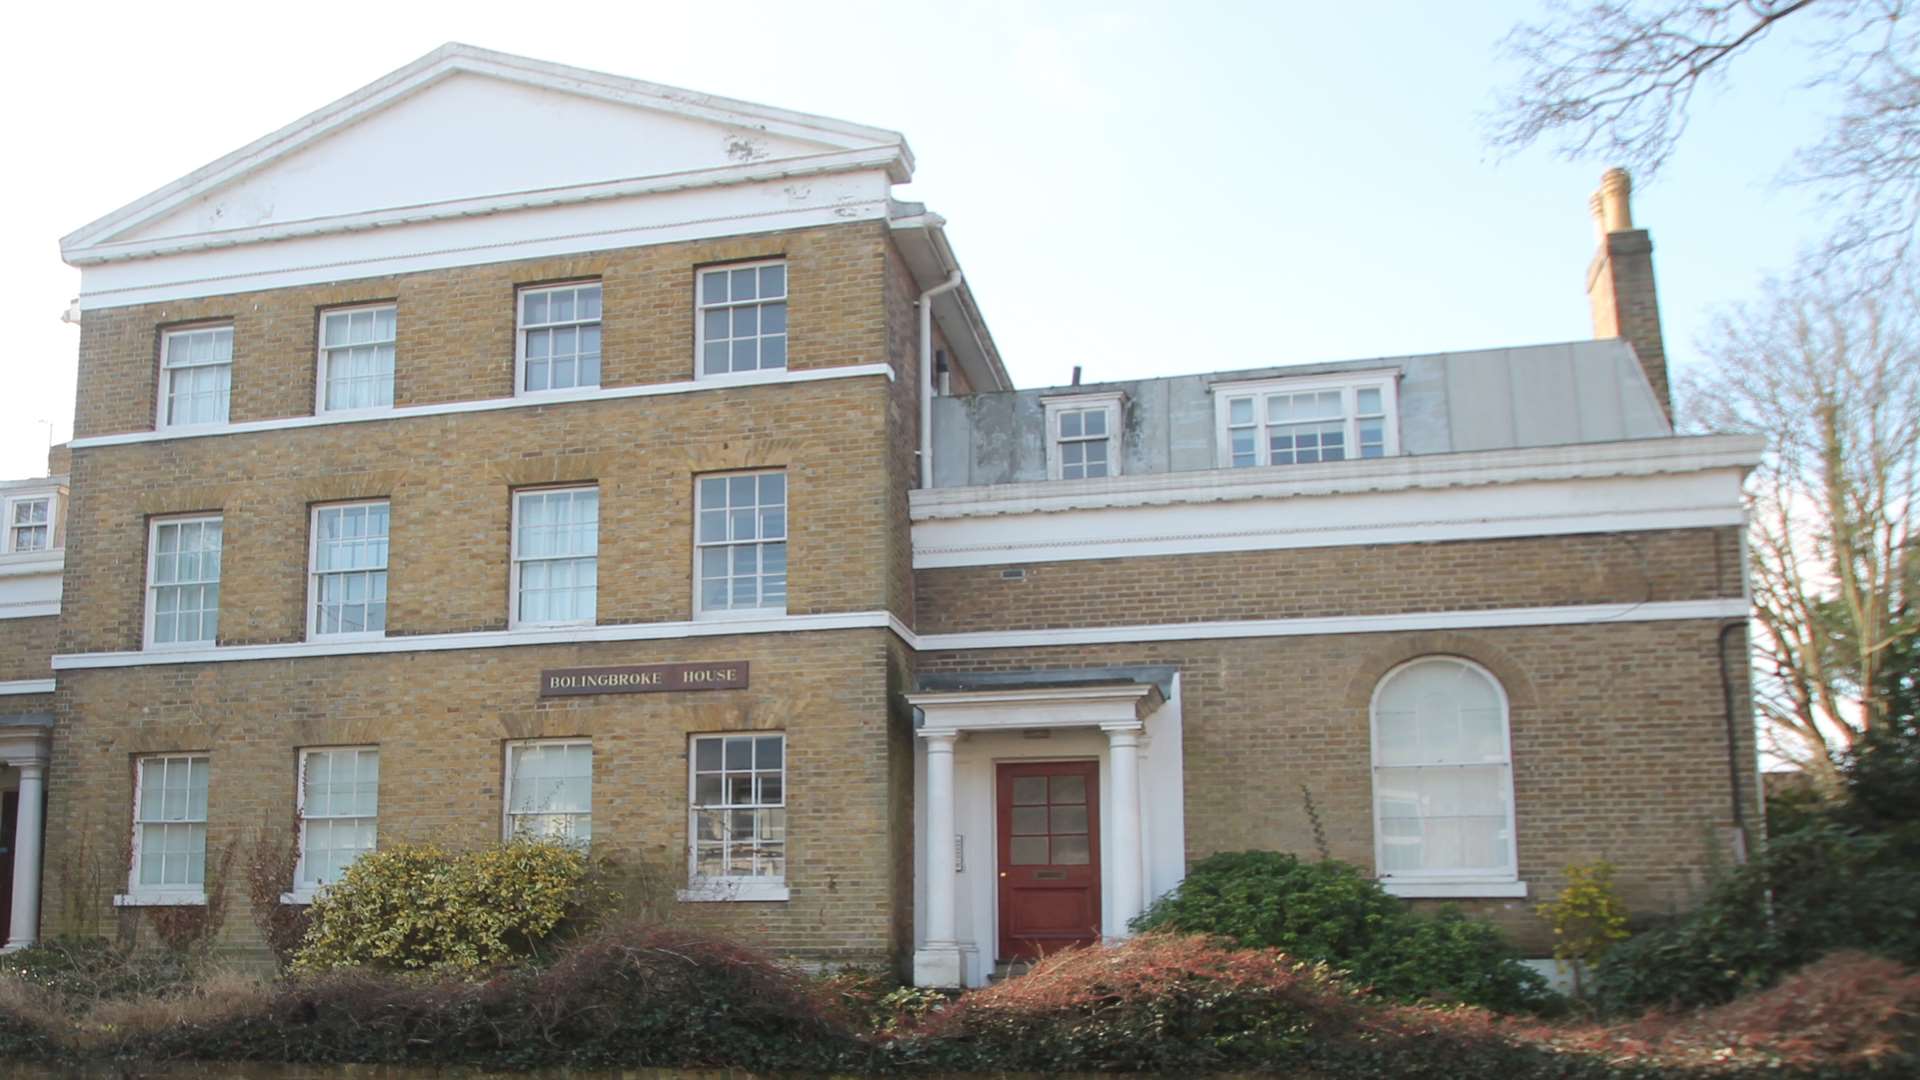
[66,44,911,257]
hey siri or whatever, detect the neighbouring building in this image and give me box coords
[0,45,1761,985]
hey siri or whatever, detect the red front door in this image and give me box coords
[997,760,1101,960]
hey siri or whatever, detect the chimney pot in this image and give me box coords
[1598,167,1633,232]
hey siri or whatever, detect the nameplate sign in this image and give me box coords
[539,662,749,697]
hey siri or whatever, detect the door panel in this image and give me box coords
[997,760,1100,960]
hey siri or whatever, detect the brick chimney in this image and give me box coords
[46,442,71,478]
[1586,168,1671,421]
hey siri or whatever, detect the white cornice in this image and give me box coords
[911,434,1765,520]
[64,43,911,258]
[68,364,894,450]
[49,599,1748,672]
[0,553,64,578]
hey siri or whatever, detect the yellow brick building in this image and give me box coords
[0,45,1761,987]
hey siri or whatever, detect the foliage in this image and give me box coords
[1679,266,1920,780]
[1130,850,1553,1013]
[1487,0,1920,270]
[243,823,310,966]
[291,839,596,973]
[124,921,861,1072]
[0,937,196,1006]
[0,926,1916,1074]
[1537,861,1632,993]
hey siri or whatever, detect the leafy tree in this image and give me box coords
[1488,1,1920,269]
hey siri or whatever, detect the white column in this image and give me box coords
[1105,726,1144,936]
[913,731,965,986]
[1136,733,1154,909]
[6,760,47,951]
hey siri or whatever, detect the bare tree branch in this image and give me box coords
[1679,259,1920,778]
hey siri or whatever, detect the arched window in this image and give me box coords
[1370,657,1517,887]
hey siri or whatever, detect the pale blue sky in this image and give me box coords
[0,0,1832,477]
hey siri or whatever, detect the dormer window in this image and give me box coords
[1042,392,1124,481]
[1212,372,1398,469]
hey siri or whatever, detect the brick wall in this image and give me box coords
[72,223,893,440]
[0,616,57,683]
[915,527,1745,634]
[44,628,904,961]
[60,377,896,655]
[914,617,1758,953]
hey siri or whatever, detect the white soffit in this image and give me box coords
[61,44,914,302]
[910,435,1762,568]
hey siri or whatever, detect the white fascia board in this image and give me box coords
[0,552,65,577]
[0,603,59,620]
[911,435,1763,568]
[913,469,1749,568]
[912,434,1766,519]
[64,43,910,256]
[52,611,895,670]
[911,599,1750,652]
[77,172,894,310]
[68,363,893,450]
[0,478,67,495]
[0,679,56,696]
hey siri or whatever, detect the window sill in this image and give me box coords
[142,640,219,653]
[306,632,386,645]
[1380,879,1528,899]
[677,880,790,903]
[113,892,208,907]
[693,606,789,622]
[279,890,322,906]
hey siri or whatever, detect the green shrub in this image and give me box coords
[1131,851,1552,1013]
[1592,822,1920,1013]
[292,839,594,973]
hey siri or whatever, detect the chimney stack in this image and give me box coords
[1585,168,1671,421]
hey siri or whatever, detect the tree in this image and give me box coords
[1680,263,1920,782]
[1487,1,1920,269]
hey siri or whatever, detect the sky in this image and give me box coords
[0,0,1838,479]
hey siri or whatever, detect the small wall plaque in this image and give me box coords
[539,662,749,697]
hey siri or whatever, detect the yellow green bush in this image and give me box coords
[1535,860,1630,996]
[292,840,591,974]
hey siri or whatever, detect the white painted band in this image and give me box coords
[52,599,1747,671]
[0,679,55,696]
[68,363,895,449]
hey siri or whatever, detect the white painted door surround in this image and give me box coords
[907,678,1186,988]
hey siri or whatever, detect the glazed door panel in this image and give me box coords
[996,760,1101,960]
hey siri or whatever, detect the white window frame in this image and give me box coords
[287,746,379,903]
[509,486,599,629]
[120,752,211,906]
[692,470,788,621]
[681,732,789,902]
[694,259,789,380]
[157,322,234,431]
[1211,370,1400,470]
[502,739,593,845]
[314,303,398,415]
[1369,656,1526,898]
[144,514,223,651]
[515,281,603,397]
[3,493,55,554]
[1041,392,1125,481]
[306,501,390,642]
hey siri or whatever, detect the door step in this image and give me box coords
[989,960,1033,983]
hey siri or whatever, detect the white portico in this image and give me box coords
[0,716,51,951]
[908,672,1186,988]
